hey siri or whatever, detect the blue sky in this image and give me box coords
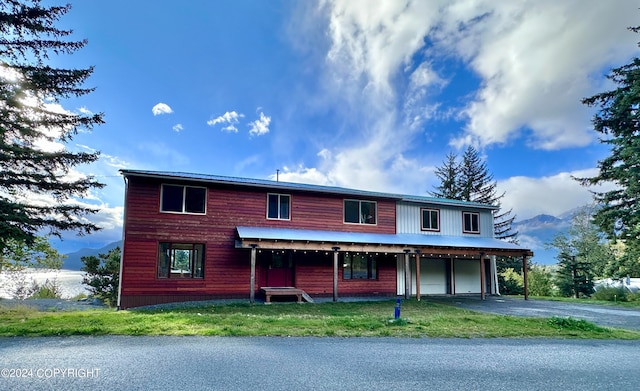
[42,0,640,255]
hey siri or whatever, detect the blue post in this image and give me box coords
[394,298,401,319]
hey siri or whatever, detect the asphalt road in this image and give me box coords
[1,336,639,391]
[430,296,640,330]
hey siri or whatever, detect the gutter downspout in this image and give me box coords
[116,175,128,310]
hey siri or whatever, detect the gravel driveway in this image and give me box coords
[430,295,640,330]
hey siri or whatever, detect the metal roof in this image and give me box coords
[120,169,496,210]
[236,226,530,253]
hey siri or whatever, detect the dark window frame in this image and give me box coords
[343,199,377,225]
[157,242,205,279]
[266,193,291,220]
[342,253,378,280]
[160,184,207,214]
[462,211,480,234]
[420,208,440,232]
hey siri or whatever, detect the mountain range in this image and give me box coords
[512,207,585,265]
[62,240,122,271]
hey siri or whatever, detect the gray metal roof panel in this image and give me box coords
[120,169,496,209]
[236,226,529,252]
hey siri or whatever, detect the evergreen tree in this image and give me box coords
[549,208,612,297]
[577,26,640,248]
[81,247,120,307]
[601,238,640,278]
[555,251,594,298]
[0,1,104,251]
[459,146,494,204]
[430,152,461,199]
[431,146,518,242]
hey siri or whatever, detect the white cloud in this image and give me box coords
[248,112,271,136]
[271,166,332,185]
[434,0,640,149]
[172,123,184,132]
[100,153,129,170]
[279,0,639,219]
[207,111,244,132]
[297,0,640,156]
[78,106,93,115]
[498,168,617,221]
[152,103,173,116]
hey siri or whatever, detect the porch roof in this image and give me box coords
[236,226,532,257]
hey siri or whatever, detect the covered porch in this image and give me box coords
[235,226,533,303]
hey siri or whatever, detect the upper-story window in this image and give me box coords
[462,211,480,234]
[421,208,440,231]
[344,199,377,225]
[267,193,290,220]
[160,184,206,214]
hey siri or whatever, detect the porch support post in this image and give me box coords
[404,249,411,299]
[523,253,529,300]
[250,244,257,304]
[450,257,456,295]
[480,252,486,301]
[332,247,340,302]
[415,249,421,301]
[491,255,499,295]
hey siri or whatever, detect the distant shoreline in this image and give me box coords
[0,269,90,299]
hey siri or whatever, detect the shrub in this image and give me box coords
[528,265,554,297]
[547,316,605,332]
[28,279,63,299]
[499,267,523,295]
[592,285,629,302]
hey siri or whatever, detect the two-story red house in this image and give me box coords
[117,170,532,309]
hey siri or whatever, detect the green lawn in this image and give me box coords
[521,296,640,308]
[1,299,639,339]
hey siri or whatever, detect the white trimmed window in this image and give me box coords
[160,184,206,214]
[462,211,480,234]
[421,208,440,231]
[344,200,377,225]
[267,193,291,220]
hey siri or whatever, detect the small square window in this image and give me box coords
[463,212,480,234]
[421,208,440,231]
[267,194,290,220]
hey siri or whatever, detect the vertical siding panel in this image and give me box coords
[396,201,495,238]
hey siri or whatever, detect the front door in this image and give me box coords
[266,252,294,287]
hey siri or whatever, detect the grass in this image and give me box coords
[1,299,639,339]
[516,295,640,308]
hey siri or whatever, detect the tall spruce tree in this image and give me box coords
[0,1,104,251]
[431,152,461,199]
[577,26,640,276]
[459,146,497,204]
[549,207,611,297]
[432,146,518,242]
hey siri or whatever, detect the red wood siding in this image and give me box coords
[292,252,396,296]
[120,176,398,308]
